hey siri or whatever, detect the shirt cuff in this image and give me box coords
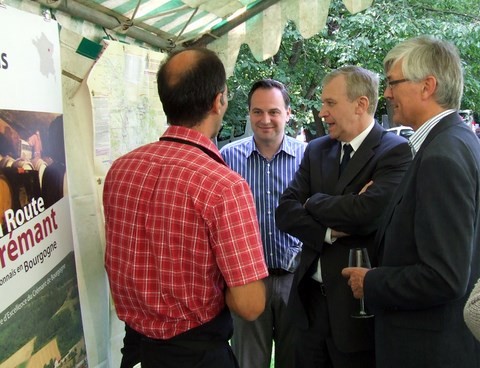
[325,227,337,244]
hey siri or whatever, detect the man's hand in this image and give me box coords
[331,229,349,238]
[341,267,370,299]
[359,180,374,195]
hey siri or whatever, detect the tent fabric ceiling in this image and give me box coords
[28,0,373,75]
[40,0,372,47]
[207,0,373,76]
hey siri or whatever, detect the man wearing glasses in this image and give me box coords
[343,36,480,368]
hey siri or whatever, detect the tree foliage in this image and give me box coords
[224,0,480,137]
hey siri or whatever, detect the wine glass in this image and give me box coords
[348,248,374,319]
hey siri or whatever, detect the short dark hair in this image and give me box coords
[157,47,226,127]
[247,79,290,110]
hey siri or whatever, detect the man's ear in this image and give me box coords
[356,96,369,114]
[213,92,224,114]
[421,75,437,98]
[286,106,291,122]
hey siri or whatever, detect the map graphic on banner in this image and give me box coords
[0,7,87,368]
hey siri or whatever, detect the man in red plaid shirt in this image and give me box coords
[104,47,268,368]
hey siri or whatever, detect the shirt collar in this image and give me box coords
[281,135,305,157]
[409,109,455,154]
[249,135,304,158]
[342,120,375,153]
[163,125,217,150]
[245,136,257,156]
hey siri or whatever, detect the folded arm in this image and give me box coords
[275,146,328,252]
[304,142,411,235]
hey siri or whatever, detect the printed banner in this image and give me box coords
[0,7,87,368]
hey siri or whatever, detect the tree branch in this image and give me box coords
[413,5,480,22]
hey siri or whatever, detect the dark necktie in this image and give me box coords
[339,144,353,176]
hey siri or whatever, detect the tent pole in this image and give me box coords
[34,0,178,50]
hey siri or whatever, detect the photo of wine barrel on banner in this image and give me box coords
[0,155,14,168]
[0,171,13,233]
[12,158,34,171]
[0,112,66,234]
[0,110,67,218]
[0,167,42,234]
[1,167,42,210]
[32,157,48,188]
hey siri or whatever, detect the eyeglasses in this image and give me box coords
[386,78,410,88]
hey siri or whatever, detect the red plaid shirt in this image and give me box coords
[104,126,268,339]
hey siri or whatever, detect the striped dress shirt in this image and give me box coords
[221,135,306,270]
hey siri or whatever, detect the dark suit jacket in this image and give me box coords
[276,122,412,354]
[365,113,480,367]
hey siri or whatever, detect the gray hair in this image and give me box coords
[322,66,379,115]
[383,35,463,109]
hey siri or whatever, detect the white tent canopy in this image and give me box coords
[10,0,373,76]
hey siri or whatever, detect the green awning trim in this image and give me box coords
[76,37,103,60]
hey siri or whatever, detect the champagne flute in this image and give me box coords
[348,248,374,318]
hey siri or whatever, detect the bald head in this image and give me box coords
[157,48,226,127]
[163,49,200,88]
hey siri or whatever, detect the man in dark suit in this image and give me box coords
[343,36,480,368]
[275,65,412,367]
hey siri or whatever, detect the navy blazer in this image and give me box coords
[276,122,412,353]
[365,113,480,367]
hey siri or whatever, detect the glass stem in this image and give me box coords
[359,298,366,314]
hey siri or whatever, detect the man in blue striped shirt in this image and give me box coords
[220,79,306,368]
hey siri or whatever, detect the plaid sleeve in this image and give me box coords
[210,179,268,287]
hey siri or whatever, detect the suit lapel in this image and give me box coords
[374,113,464,257]
[414,113,463,157]
[322,142,340,193]
[335,123,383,192]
